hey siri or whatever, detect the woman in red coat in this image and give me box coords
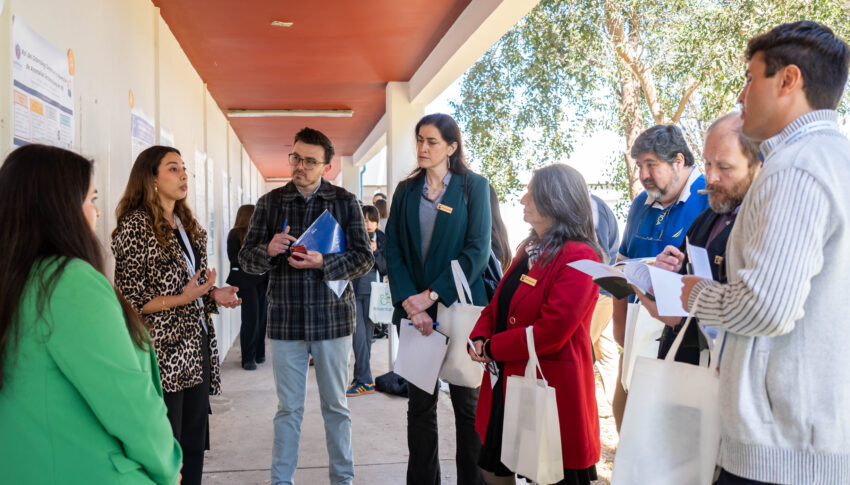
[468,164,604,485]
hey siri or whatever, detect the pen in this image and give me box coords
[408,321,440,327]
[282,218,288,233]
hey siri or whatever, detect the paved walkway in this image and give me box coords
[203,335,616,484]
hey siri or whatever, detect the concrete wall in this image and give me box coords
[0,0,264,357]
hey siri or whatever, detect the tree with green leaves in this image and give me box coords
[453,0,850,205]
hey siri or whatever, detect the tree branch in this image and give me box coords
[672,78,702,123]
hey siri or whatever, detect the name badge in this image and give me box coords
[520,274,537,287]
[437,203,453,214]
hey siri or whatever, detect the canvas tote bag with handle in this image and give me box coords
[436,260,485,387]
[501,325,564,484]
[612,304,722,485]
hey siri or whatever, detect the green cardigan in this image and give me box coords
[386,171,492,324]
[0,259,181,484]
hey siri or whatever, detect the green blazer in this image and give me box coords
[386,171,492,324]
[0,259,182,484]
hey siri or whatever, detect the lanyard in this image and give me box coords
[175,216,208,333]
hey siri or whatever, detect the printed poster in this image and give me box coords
[130,107,154,163]
[12,16,75,148]
[160,126,175,148]
[194,150,207,223]
[207,157,215,257]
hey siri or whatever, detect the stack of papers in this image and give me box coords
[394,319,449,394]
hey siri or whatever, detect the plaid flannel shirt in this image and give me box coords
[238,179,373,341]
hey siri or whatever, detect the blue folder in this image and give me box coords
[293,210,348,297]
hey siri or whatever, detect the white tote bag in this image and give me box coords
[612,308,721,485]
[436,260,485,388]
[621,299,666,391]
[501,326,564,484]
[369,278,394,324]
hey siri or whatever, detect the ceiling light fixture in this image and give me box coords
[227,109,354,118]
[271,20,293,27]
[266,177,291,182]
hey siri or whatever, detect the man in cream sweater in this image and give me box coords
[681,21,850,485]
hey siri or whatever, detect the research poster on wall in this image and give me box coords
[130,107,154,162]
[11,16,75,149]
[207,157,216,257]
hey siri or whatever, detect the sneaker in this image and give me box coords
[346,382,375,397]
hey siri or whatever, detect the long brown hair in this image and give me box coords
[521,164,606,267]
[489,184,512,270]
[0,145,150,390]
[113,146,202,248]
[232,204,255,244]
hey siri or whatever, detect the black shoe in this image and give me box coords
[255,356,266,364]
[242,361,257,371]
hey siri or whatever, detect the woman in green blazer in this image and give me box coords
[0,145,182,485]
[386,113,492,485]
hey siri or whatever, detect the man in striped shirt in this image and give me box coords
[681,21,850,485]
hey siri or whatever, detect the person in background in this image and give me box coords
[644,112,759,365]
[609,124,709,432]
[372,192,387,205]
[375,197,389,232]
[112,145,241,485]
[0,144,182,485]
[588,194,620,405]
[489,184,512,271]
[386,113,491,485]
[348,205,388,396]
[469,164,603,485]
[227,204,269,371]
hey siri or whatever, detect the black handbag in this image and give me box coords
[375,371,408,397]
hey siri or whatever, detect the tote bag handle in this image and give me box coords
[450,260,473,306]
[523,326,548,386]
[664,300,723,370]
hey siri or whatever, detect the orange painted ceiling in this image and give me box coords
[154,0,471,180]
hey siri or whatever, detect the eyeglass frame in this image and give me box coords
[288,153,329,169]
[633,203,675,243]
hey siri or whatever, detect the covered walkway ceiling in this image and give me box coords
[153,0,472,180]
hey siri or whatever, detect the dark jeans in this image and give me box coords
[238,281,267,365]
[716,469,777,485]
[407,381,483,485]
[352,295,374,384]
[163,329,211,485]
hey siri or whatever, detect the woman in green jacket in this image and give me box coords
[0,145,182,484]
[386,113,492,485]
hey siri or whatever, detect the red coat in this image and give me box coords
[469,240,600,469]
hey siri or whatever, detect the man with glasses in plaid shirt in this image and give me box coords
[239,127,373,485]
[609,124,709,432]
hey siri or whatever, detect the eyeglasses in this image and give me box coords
[634,204,674,243]
[288,153,327,169]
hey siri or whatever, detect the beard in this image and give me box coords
[643,172,680,201]
[708,173,753,214]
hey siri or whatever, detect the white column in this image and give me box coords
[340,155,361,198]
[385,82,424,200]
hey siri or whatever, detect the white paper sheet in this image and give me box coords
[394,319,449,394]
[686,239,713,279]
[647,265,689,317]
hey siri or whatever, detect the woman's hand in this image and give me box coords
[468,339,491,363]
[409,311,435,336]
[212,286,242,308]
[402,291,434,317]
[181,269,216,303]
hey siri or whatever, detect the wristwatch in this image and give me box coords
[428,288,439,302]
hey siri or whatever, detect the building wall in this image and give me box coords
[0,0,263,358]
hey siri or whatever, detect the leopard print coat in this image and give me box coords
[111,209,221,395]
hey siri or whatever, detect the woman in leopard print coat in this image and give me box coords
[111,145,240,485]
